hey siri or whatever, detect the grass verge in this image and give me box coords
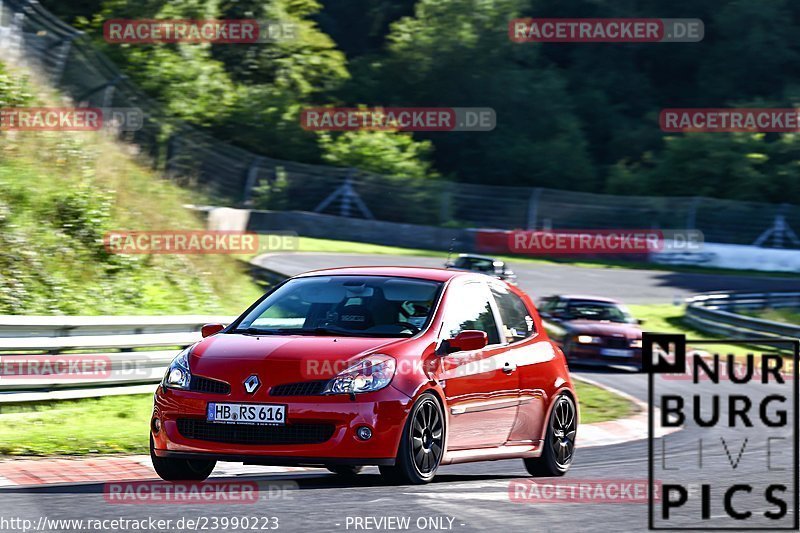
[0,381,634,456]
[574,380,636,424]
[741,307,800,325]
[0,394,152,456]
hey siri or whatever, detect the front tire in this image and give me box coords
[380,392,444,485]
[150,435,216,481]
[524,393,577,477]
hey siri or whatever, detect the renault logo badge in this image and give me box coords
[244,375,260,394]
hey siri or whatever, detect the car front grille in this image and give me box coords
[176,419,335,445]
[270,380,328,397]
[603,337,630,349]
[189,376,231,395]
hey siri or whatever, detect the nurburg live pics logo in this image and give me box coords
[645,333,799,530]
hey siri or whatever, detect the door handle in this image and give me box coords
[503,362,517,374]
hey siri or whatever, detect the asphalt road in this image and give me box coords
[1,254,797,532]
[252,252,800,303]
[3,369,793,532]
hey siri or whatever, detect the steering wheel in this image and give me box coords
[396,321,421,334]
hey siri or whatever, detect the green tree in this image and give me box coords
[318,130,436,179]
[347,0,595,189]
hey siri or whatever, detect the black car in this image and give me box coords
[445,253,517,284]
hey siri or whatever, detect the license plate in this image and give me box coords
[600,348,633,358]
[207,403,286,425]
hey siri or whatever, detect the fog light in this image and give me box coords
[356,426,372,440]
[152,417,161,434]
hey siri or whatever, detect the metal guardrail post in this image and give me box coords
[526,188,542,230]
[242,157,265,206]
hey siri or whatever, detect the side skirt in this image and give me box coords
[440,441,543,465]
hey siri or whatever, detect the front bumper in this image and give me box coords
[565,345,642,369]
[151,384,413,466]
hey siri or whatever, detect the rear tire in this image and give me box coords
[524,393,576,477]
[381,392,444,485]
[326,465,363,478]
[150,435,216,481]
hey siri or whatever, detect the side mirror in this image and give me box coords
[201,323,225,338]
[446,330,488,353]
[636,318,646,325]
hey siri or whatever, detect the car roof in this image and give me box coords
[294,266,471,283]
[549,294,622,304]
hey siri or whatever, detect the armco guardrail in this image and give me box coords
[684,292,800,341]
[0,315,235,338]
[0,315,235,397]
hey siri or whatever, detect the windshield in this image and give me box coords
[455,257,495,272]
[564,301,633,324]
[233,276,443,337]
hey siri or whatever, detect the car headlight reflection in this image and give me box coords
[576,335,602,344]
[323,354,396,395]
[163,347,191,390]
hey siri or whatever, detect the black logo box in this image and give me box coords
[645,333,800,531]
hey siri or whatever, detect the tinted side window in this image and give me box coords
[443,283,500,345]
[538,298,556,312]
[492,285,535,343]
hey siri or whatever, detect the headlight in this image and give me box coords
[630,339,643,348]
[576,335,602,344]
[163,347,191,390]
[323,354,396,395]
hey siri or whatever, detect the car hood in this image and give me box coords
[563,319,641,338]
[188,333,405,389]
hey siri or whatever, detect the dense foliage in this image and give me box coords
[45,0,800,204]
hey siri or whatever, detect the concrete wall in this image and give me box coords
[246,210,475,252]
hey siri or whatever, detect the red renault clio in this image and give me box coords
[151,267,578,484]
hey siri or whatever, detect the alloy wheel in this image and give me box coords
[411,398,444,475]
[550,396,577,468]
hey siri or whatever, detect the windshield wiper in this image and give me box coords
[280,327,379,337]
[234,327,281,335]
[235,327,404,338]
[304,327,366,337]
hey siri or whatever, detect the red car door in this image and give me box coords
[488,281,554,447]
[438,279,520,449]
